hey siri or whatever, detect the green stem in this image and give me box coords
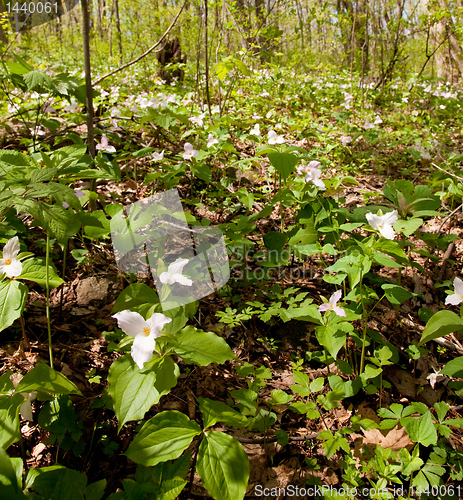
[359,271,368,374]
[279,173,283,232]
[46,231,53,369]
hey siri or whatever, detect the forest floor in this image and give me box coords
[2,70,463,499]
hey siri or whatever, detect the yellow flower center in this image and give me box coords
[329,304,334,309]
[378,224,382,228]
[143,328,150,336]
[5,259,11,265]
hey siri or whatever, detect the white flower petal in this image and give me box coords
[146,313,172,337]
[159,271,173,284]
[173,274,193,286]
[112,310,148,337]
[333,306,347,317]
[445,293,463,306]
[365,212,379,230]
[168,258,189,276]
[131,333,157,369]
[20,400,33,421]
[3,236,20,260]
[379,224,396,240]
[383,210,398,226]
[4,260,22,277]
[454,277,463,296]
[330,290,342,306]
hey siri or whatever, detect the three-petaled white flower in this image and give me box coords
[268,130,285,145]
[366,210,398,240]
[297,161,325,188]
[152,150,164,161]
[189,113,206,127]
[112,310,172,369]
[0,236,22,277]
[363,120,375,130]
[207,134,218,148]
[250,124,260,136]
[318,290,346,317]
[183,143,199,160]
[341,135,353,147]
[96,134,116,153]
[20,392,37,421]
[445,277,463,306]
[159,258,193,286]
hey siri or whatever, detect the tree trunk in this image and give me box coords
[0,1,8,45]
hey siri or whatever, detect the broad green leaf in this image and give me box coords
[125,411,201,466]
[373,238,407,258]
[16,364,82,396]
[394,218,423,237]
[175,326,235,366]
[191,164,212,183]
[292,370,311,388]
[0,445,20,494]
[373,251,403,268]
[30,167,58,183]
[198,398,248,429]
[24,465,67,492]
[310,377,325,393]
[23,70,53,91]
[0,372,14,395]
[263,231,288,253]
[111,283,160,317]
[85,479,107,500]
[267,152,299,180]
[269,389,293,405]
[315,325,346,359]
[0,280,28,333]
[229,389,258,413]
[197,431,250,500]
[108,354,178,431]
[26,467,87,500]
[406,412,438,447]
[441,356,463,377]
[419,310,463,345]
[0,394,23,449]
[381,284,414,305]
[20,257,64,288]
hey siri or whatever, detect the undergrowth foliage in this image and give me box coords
[1,49,463,500]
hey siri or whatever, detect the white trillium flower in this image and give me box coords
[20,392,37,421]
[341,135,353,147]
[318,290,346,317]
[0,236,22,277]
[112,310,172,369]
[445,277,463,306]
[297,161,325,188]
[374,115,383,125]
[110,107,121,119]
[366,210,398,240]
[31,126,45,137]
[64,101,78,113]
[268,130,285,145]
[159,258,193,286]
[189,113,206,127]
[250,124,260,136]
[183,143,199,160]
[152,150,164,161]
[363,120,375,130]
[207,134,218,148]
[96,134,116,153]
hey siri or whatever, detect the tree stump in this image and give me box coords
[157,37,186,85]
